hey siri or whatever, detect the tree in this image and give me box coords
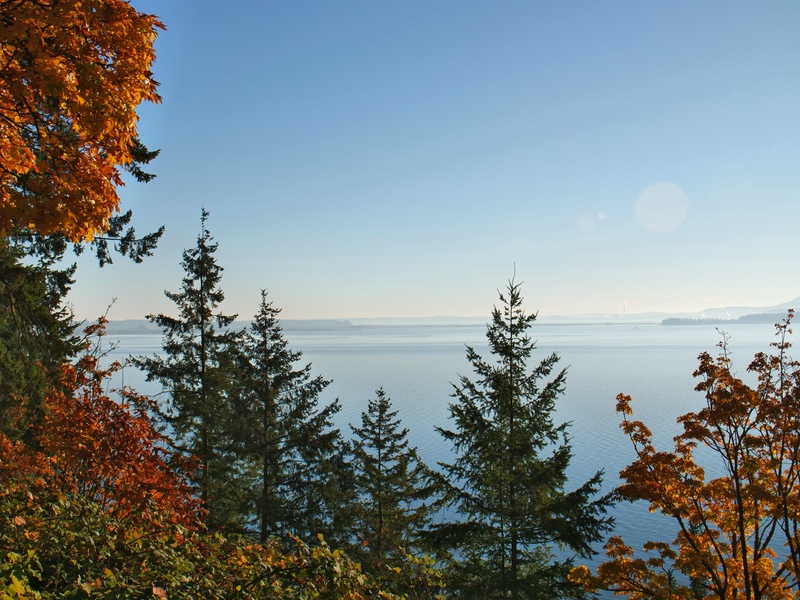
[134,209,241,530]
[0,0,163,241]
[229,290,347,543]
[434,279,614,599]
[572,311,800,599]
[0,239,76,439]
[349,387,439,596]
[42,316,199,527]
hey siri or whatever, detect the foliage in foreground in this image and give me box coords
[572,311,800,599]
[0,320,440,599]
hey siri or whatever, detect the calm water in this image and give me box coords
[107,320,786,571]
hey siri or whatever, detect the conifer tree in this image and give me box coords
[0,241,76,439]
[230,290,347,542]
[349,388,436,592]
[133,209,241,529]
[434,279,614,599]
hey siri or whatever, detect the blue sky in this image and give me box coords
[68,1,800,321]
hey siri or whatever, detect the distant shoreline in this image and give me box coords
[87,310,793,336]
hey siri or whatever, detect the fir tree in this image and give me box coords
[230,290,347,543]
[133,209,241,530]
[434,279,614,599]
[0,241,76,439]
[349,388,436,592]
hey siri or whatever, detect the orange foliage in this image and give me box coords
[0,318,198,528]
[577,312,800,599]
[0,0,163,240]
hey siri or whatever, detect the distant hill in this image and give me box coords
[689,297,800,320]
[660,298,798,326]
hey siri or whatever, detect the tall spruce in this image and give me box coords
[434,280,614,599]
[230,290,346,542]
[349,388,434,573]
[133,210,241,530]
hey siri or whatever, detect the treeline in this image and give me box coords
[124,210,615,597]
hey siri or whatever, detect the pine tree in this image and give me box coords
[434,279,614,599]
[133,209,241,530]
[350,389,432,557]
[349,388,436,593]
[229,290,347,542]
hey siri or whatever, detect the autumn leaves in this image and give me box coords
[0,1,162,240]
[573,314,800,599]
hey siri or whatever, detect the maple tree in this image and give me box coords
[41,316,199,527]
[572,312,800,599]
[0,318,197,596]
[0,0,163,241]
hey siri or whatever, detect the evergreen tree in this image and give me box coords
[434,280,614,599]
[349,388,436,593]
[133,209,241,530]
[0,241,76,439]
[230,290,347,543]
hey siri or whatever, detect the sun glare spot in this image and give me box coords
[635,182,689,233]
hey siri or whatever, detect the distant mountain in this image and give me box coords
[540,297,799,325]
[691,297,799,320]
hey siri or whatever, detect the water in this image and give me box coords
[105,320,785,574]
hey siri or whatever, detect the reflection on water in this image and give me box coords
[105,321,785,572]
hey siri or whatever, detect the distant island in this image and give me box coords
[662,313,787,326]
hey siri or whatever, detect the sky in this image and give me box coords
[67,1,800,321]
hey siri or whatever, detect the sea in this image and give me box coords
[105,319,788,576]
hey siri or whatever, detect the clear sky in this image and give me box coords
[67,1,800,321]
